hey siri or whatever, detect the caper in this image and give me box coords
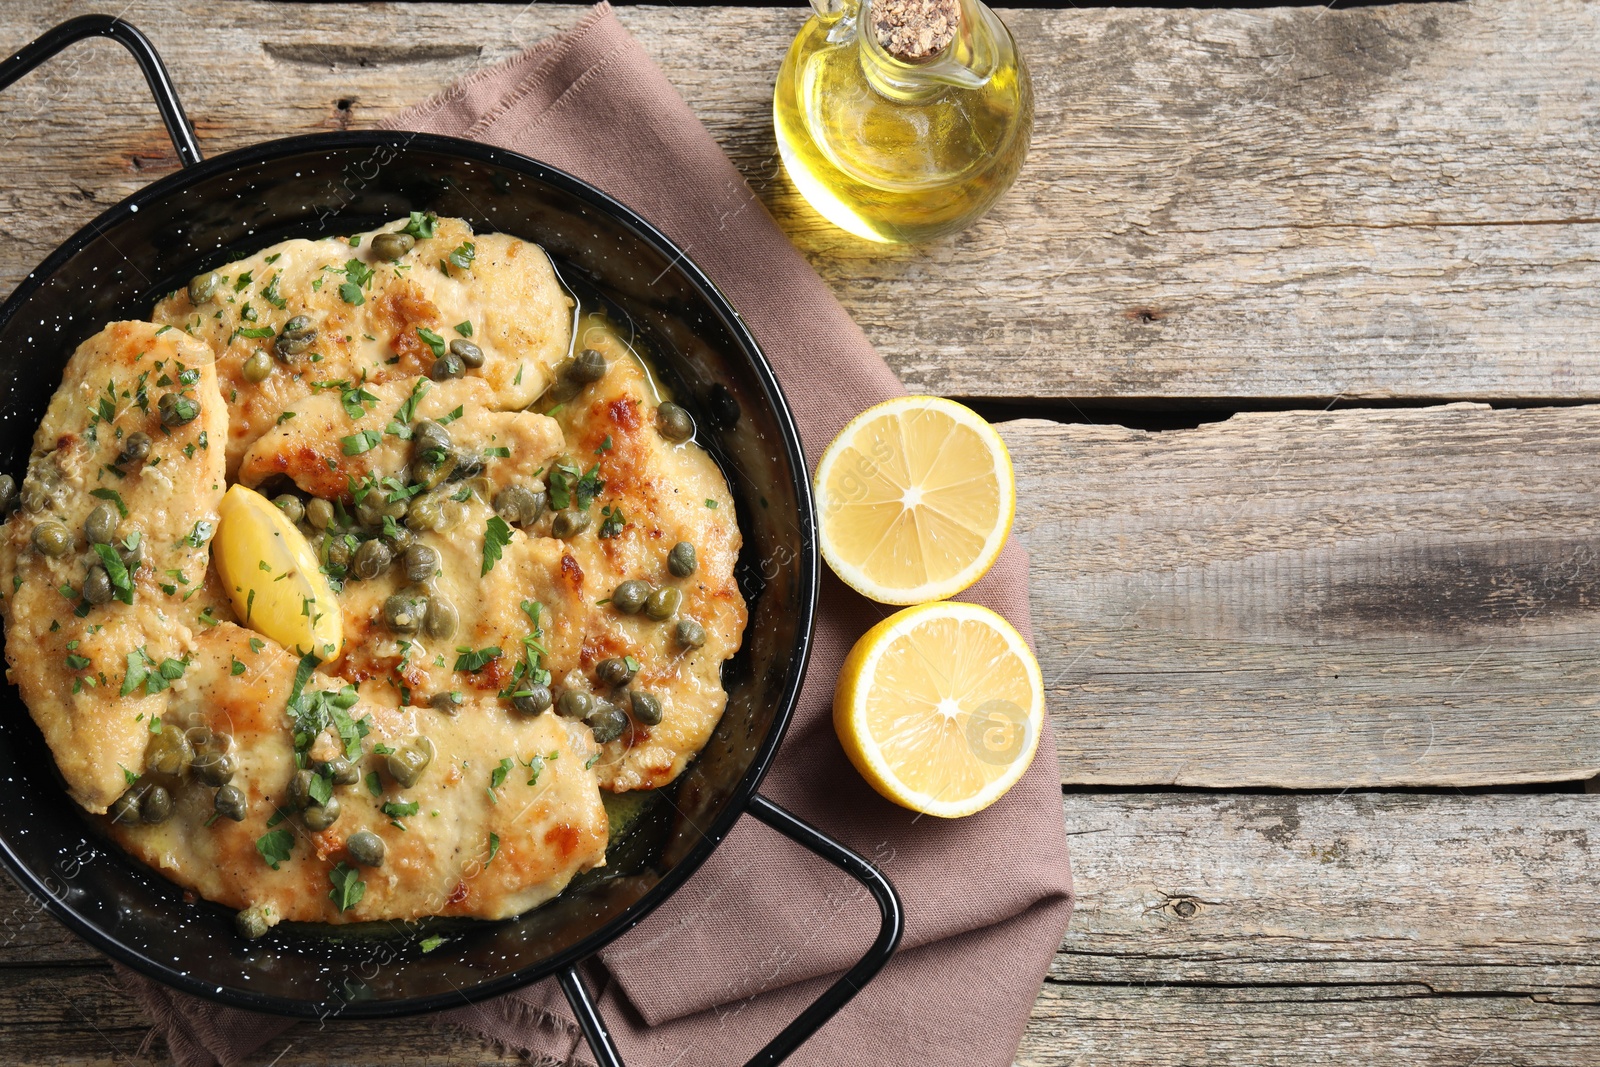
[192,749,235,786]
[386,738,433,788]
[159,391,199,428]
[351,538,393,581]
[109,787,142,825]
[453,450,485,479]
[409,452,458,494]
[551,508,591,539]
[287,768,315,811]
[306,498,334,530]
[32,521,71,557]
[275,315,317,360]
[0,475,15,516]
[586,701,629,744]
[323,756,361,787]
[302,796,341,831]
[140,784,174,824]
[412,420,452,458]
[596,657,635,688]
[493,485,545,528]
[213,784,248,822]
[423,594,458,640]
[143,726,193,778]
[116,431,152,468]
[675,618,707,649]
[668,541,697,578]
[353,495,384,528]
[272,494,305,525]
[184,724,213,749]
[449,339,484,368]
[371,231,415,261]
[324,534,353,571]
[565,348,608,385]
[629,690,664,726]
[429,691,463,716]
[20,460,60,514]
[118,534,143,572]
[242,350,274,383]
[235,902,277,940]
[612,580,652,615]
[405,492,447,532]
[512,684,552,716]
[83,503,117,545]
[644,586,682,621]
[655,402,694,442]
[383,591,429,634]
[402,543,440,583]
[346,829,386,867]
[556,689,595,720]
[429,353,465,381]
[188,271,222,305]
[82,565,113,605]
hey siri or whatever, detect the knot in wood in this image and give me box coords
[1171,898,1199,919]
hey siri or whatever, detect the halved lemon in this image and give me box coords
[814,396,1014,605]
[213,484,343,660]
[834,601,1044,818]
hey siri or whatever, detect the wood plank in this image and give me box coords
[6,793,1600,1065]
[1019,792,1600,1066]
[1004,405,1600,787]
[5,1,1600,401]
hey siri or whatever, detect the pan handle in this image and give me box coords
[0,15,202,168]
[559,792,904,1067]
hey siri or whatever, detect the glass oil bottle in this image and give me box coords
[773,0,1033,244]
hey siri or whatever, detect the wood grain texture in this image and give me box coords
[6,793,1600,1065]
[1004,405,1600,787]
[1020,792,1600,1066]
[5,1,1600,400]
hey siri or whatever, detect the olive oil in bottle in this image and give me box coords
[773,0,1033,244]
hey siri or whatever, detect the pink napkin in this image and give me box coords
[117,5,1073,1063]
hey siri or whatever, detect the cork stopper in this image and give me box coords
[871,0,960,62]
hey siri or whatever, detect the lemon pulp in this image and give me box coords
[213,484,343,660]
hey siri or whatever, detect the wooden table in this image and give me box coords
[4,1,1600,1063]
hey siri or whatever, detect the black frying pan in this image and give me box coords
[0,16,902,1067]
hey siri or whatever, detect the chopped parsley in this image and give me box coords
[416,327,447,359]
[419,935,446,953]
[337,259,375,305]
[328,862,366,912]
[598,504,626,539]
[261,272,287,309]
[230,657,247,677]
[453,321,473,337]
[256,828,295,870]
[365,771,382,798]
[89,487,127,518]
[454,646,502,672]
[341,429,382,455]
[488,757,513,798]
[384,379,429,439]
[481,515,512,576]
[185,519,215,548]
[486,832,500,865]
[401,211,437,240]
[92,543,134,605]
[447,241,476,272]
[383,799,419,820]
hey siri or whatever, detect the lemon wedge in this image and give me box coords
[834,601,1044,818]
[213,484,343,659]
[814,396,1015,605]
